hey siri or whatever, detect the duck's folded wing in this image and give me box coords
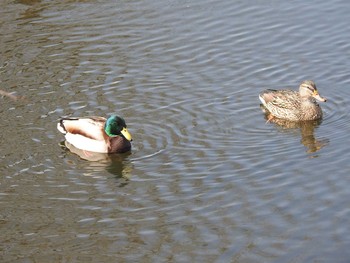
[261,90,299,109]
[57,117,107,140]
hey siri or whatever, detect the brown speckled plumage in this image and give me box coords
[259,80,326,121]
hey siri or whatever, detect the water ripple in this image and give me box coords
[2,0,350,262]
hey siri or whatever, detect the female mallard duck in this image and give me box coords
[57,115,132,153]
[259,80,327,121]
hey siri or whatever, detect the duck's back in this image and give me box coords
[259,89,301,121]
[57,117,106,140]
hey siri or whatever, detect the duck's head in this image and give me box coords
[104,115,132,141]
[299,80,327,102]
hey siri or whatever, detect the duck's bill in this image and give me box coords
[313,94,327,102]
[121,127,133,141]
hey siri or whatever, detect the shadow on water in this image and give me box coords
[16,0,41,5]
[261,108,329,155]
[60,141,133,182]
[16,0,43,20]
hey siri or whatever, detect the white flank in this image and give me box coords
[65,133,108,153]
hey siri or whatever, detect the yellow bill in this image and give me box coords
[121,127,132,141]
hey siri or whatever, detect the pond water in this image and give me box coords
[1,0,350,262]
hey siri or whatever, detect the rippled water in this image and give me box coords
[1,0,350,262]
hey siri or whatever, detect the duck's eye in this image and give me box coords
[306,86,313,91]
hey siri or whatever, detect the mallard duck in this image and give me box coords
[57,115,132,153]
[259,80,327,121]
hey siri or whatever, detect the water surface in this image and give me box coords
[1,0,350,262]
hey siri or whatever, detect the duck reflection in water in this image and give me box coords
[260,107,329,154]
[61,141,132,181]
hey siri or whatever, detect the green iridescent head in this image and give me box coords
[104,115,132,141]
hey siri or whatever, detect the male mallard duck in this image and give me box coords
[259,80,327,121]
[57,115,132,153]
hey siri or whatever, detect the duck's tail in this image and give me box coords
[57,118,68,134]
